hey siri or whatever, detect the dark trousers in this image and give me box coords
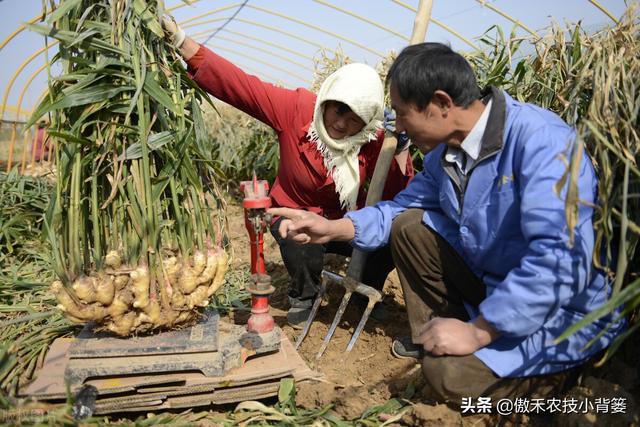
[270,217,395,307]
[389,209,578,406]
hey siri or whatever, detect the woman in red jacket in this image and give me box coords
[163,18,414,327]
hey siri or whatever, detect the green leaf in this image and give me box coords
[402,378,416,400]
[0,353,17,383]
[235,401,289,419]
[555,277,640,344]
[132,0,164,37]
[30,84,134,126]
[27,23,124,56]
[191,96,211,161]
[278,378,295,404]
[144,71,177,113]
[46,0,82,24]
[119,131,175,160]
[46,130,91,145]
[360,398,406,420]
[321,412,351,427]
[594,320,640,367]
[67,29,99,48]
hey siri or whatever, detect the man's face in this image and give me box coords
[390,85,451,153]
[322,100,366,140]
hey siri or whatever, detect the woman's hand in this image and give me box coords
[161,15,186,48]
[161,15,200,60]
[383,108,411,154]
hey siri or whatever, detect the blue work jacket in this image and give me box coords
[346,87,623,377]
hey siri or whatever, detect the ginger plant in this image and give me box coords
[27,0,228,335]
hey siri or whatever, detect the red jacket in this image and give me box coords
[188,45,414,219]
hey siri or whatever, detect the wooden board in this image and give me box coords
[64,321,281,386]
[21,334,318,414]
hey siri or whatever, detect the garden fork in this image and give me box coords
[294,135,397,359]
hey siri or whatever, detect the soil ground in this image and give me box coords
[224,201,639,426]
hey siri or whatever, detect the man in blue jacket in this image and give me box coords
[269,43,622,405]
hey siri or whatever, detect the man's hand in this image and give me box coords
[417,316,499,356]
[267,207,355,245]
[161,15,186,49]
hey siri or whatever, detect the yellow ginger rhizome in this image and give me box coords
[29,0,228,335]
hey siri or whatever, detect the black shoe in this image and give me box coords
[286,307,311,330]
[369,302,389,322]
[353,294,389,322]
[392,336,425,359]
[287,296,314,330]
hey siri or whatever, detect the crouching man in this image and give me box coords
[269,43,623,406]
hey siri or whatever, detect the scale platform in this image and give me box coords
[64,309,281,386]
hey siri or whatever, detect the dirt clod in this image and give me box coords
[402,403,463,427]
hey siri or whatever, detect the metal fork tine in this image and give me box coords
[294,278,327,350]
[315,291,352,360]
[345,301,375,352]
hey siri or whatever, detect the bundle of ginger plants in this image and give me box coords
[27,0,228,335]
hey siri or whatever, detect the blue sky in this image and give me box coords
[0,0,630,117]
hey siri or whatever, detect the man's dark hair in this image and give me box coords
[386,42,481,110]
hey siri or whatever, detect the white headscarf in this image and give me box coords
[307,63,384,211]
